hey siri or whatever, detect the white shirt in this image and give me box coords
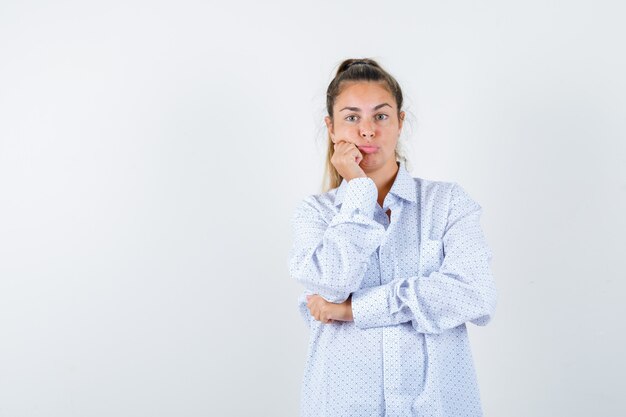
[288,160,497,417]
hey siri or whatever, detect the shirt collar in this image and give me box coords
[333,160,417,207]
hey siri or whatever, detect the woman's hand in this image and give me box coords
[306,294,354,324]
[331,140,367,182]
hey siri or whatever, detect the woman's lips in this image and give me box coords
[358,145,379,154]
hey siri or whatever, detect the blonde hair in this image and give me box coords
[321,58,410,193]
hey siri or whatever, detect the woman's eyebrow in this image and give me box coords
[339,103,392,112]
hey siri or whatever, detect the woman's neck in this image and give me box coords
[365,160,399,208]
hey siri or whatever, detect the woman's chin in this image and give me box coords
[360,154,382,168]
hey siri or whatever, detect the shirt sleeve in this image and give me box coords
[350,182,498,334]
[296,290,314,328]
[289,177,386,303]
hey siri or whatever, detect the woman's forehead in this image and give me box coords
[335,81,395,108]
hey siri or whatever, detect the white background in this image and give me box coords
[1,1,625,416]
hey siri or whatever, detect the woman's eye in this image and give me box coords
[346,115,358,122]
[376,114,389,121]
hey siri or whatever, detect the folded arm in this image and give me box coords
[350,183,497,334]
[289,177,386,304]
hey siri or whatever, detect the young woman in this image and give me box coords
[289,58,497,417]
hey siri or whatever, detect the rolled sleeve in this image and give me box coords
[351,284,394,329]
[330,177,379,222]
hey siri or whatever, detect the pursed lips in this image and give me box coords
[358,145,379,154]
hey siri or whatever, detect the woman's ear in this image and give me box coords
[324,115,335,142]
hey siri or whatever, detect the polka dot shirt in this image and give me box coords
[288,160,497,417]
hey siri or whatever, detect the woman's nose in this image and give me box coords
[360,123,375,139]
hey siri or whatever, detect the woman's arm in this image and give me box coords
[305,293,353,324]
[289,177,386,303]
[349,183,498,334]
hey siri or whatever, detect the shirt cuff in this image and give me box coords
[351,284,391,329]
[340,177,379,219]
[297,291,313,328]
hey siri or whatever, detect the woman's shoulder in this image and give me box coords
[410,174,456,201]
[409,174,481,215]
[419,177,483,216]
[412,174,455,190]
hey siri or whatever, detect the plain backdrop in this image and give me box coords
[1,1,625,416]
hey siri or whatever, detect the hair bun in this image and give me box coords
[347,60,369,67]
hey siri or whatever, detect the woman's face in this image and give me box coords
[325,80,404,173]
